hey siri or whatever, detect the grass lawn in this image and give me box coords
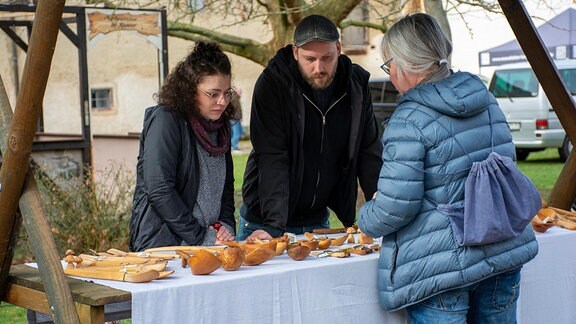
[0,303,26,323]
[517,149,564,200]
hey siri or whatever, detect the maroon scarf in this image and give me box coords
[188,115,230,156]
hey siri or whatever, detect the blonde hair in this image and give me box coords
[381,13,452,85]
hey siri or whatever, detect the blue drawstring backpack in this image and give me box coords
[437,151,541,246]
[391,108,541,246]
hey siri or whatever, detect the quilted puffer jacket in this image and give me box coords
[358,71,538,311]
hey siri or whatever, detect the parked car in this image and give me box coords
[488,60,574,161]
[369,77,400,135]
[369,74,490,136]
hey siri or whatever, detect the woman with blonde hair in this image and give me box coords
[358,13,538,323]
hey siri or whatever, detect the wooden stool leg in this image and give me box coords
[75,303,105,324]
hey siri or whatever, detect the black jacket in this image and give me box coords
[242,46,383,238]
[129,106,235,251]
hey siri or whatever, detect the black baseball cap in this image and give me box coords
[294,15,339,47]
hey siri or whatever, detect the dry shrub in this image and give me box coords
[28,163,135,258]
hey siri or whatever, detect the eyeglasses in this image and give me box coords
[380,58,393,75]
[198,88,237,103]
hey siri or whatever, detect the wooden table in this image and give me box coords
[2,264,131,323]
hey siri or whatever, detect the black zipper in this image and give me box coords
[302,93,346,208]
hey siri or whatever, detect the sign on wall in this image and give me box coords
[85,8,163,50]
[87,12,160,40]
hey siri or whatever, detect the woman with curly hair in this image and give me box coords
[130,41,237,251]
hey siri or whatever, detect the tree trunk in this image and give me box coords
[424,0,453,46]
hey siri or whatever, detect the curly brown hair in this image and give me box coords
[156,41,236,121]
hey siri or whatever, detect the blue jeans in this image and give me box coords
[237,204,330,240]
[407,268,521,324]
[230,120,242,150]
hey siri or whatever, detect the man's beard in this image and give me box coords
[303,70,336,90]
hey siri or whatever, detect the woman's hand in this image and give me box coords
[245,229,273,243]
[213,224,235,245]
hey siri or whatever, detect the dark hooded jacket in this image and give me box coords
[242,45,383,237]
[129,106,235,251]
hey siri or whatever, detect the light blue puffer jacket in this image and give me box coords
[358,71,538,312]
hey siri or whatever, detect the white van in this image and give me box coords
[488,60,574,161]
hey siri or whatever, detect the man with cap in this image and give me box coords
[239,14,382,241]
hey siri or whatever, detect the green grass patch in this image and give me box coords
[0,303,131,323]
[0,303,27,323]
[233,152,248,191]
[518,149,564,200]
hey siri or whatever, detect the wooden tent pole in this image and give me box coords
[549,154,576,208]
[0,77,80,323]
[0,1,80,323]
[498,0,576,209]
[0,74,22,293]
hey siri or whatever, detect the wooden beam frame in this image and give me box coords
[0,1,80,323]
[498,0,576,208]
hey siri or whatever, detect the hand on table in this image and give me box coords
[245,229,273,243]
[212,225,235,244]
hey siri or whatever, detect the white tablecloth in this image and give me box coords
[517,227,576,323]
[73,228,576,324]
[84,236,407,324]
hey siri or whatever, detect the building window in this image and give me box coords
[90,88,113,111]
[342,5,369,55]
[189,0,205,11]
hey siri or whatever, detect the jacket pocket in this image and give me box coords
[390,233,399,285]
[491,268,521,310]
[380,233,399,291]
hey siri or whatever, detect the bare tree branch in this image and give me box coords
[80,0,553,67]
